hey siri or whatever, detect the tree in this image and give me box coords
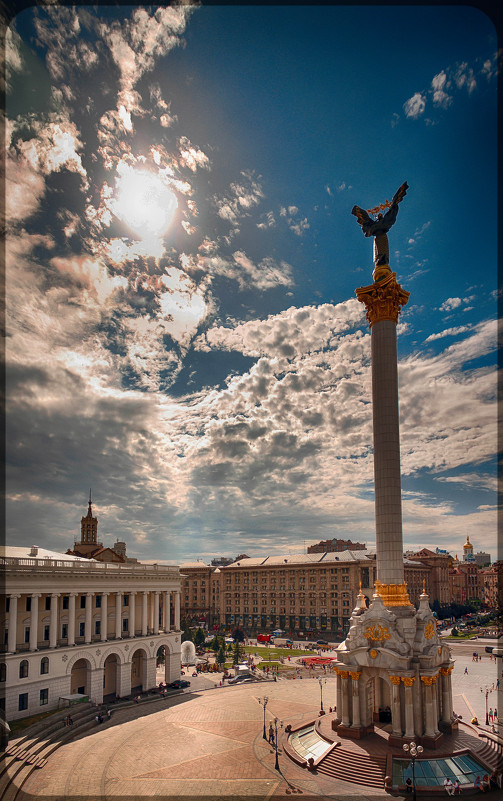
[232,640,243,665]
[210,635,222,653]
[216,645,226,667]
[194,628,206,648]
[181,622,193,643]
[232,627,245,643]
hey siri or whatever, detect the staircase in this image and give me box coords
[316,745,387,788]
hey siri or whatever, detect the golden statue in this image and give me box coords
[351,182,408,267]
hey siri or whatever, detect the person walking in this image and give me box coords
[464,667,468,674]
[268,723,274,745]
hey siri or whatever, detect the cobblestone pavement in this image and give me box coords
[19,644,501,801]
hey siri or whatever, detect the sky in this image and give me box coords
[4,3,500,565]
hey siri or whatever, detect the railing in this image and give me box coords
[1,556,179,579]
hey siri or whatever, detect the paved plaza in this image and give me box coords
[19,643,502,800]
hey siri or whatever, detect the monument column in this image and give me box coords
[356,264,411,606]
[389,676,402,737]
[440,667,454,724]
[350,671,361,728]
[402,677,416,739]
[340,671,350,727]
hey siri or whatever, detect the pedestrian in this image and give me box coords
[473,775,484,792]
[464,667,468,674]
[107,709,111,720]
[494,708,497,719]
[95,715,100,725]
[453,779,461,795]
[68,715,73,726]
[268,723,274,744]
[488,708,493,723]
[443,777,454,795]
[405,777,412,793]
[496,679,500,689]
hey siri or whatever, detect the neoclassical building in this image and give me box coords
[0,545,182,722]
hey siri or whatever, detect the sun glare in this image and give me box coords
[113,169,178,239]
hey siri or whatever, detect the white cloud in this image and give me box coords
[431,70,453,108]
[404,92,426,119]
[439,297,462,311]
[425,325,471,342]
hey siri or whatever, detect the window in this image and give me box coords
[122,618,128,632]
[0,663,6,682]
[123,595,129,607]
[61,623,68,639]
[80,596,86,609]
[40,657,49,675]
[62,596,69,610]
[24,627,30,643]
[79,622,85,637]
[43,625,50,641]
[40,689,49,706]
[95,620,101,635]
[4,629,8,645]
[26,597,32,612]
[96,595,102,608]
[5,598,9,613]
[45,596,51,611]
[19,660,29,679]
[18,693,28,711]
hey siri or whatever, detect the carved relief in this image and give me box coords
[364,624,390,641]
[424,620,435,640]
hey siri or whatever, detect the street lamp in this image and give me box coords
[258,696,269,740]
[403,741,423,801]
[480,685,494,726]
[273,717,284,770]
[318,677,327,712]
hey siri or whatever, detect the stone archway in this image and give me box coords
[131,648,148,693]
[71,657,92,696]
[103,653,118,699]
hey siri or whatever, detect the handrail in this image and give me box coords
[0,556,179,575]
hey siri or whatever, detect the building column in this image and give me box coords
[164,592,171,632]
[390,676,402,737]
[431,674,440,734]
[153,591,160,635]
[340,672,350,727]
[68,593,77,646]
[421,676,435,738]
[402,677,415,738]
[8,594,20,653]
[101,593,108,642]
[174,591,180,630]
[29,594,41,651]
[49,593,60,649]
[85,592,93,644]
[129,592,136,637]
[350,671,361,728]
[115,592,122,639]
[440,667,454,724]
[142,592,148,636]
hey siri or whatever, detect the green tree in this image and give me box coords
[216,645,226,667]
[209,635,222,652]
[232,640,242,665]
[194,628,206,648]
[181,622,193,643]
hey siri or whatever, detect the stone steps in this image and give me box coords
[316,746,387,788]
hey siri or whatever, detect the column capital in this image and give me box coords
[30,593,42,598]
[355,272,409,327]
[86,591,94,597]
[420,675,437,686]
[69,592,78,597]
[401,676,415,687]
[9,593,21,599]
[51,592,61,598]
[389,675,402,686]
[349,671,361,681]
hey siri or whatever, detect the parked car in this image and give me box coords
[316,639,329,645]
[168,679,191,689]
[228,675,254,684]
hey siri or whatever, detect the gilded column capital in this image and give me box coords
[336,669,350,678]
[439,667,453,676]
[349,671,362,681]
[389,675,402,686]
[420,675,438,686]
[401,677,415,687]
[355,272,409,327]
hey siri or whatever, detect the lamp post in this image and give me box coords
[403,741,423,801]
[258,696,269,740]
[480,685,494,726]
[318,677,327,713]
[273,717,283,770]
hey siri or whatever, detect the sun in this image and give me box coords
[113,168,178,239]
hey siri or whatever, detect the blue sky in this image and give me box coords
[5,4,499,563]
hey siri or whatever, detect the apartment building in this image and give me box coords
[0,545,182,721]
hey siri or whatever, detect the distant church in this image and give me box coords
[66,491,137,563]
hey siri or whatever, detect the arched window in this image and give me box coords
[0,663,6,682]
[40,657,49,675]
[19,660,29,679]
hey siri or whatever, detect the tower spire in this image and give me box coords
[88,488,93,517]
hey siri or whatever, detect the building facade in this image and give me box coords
[307,539,366,554]
[0,546,182,721]
[179,550,440,637]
